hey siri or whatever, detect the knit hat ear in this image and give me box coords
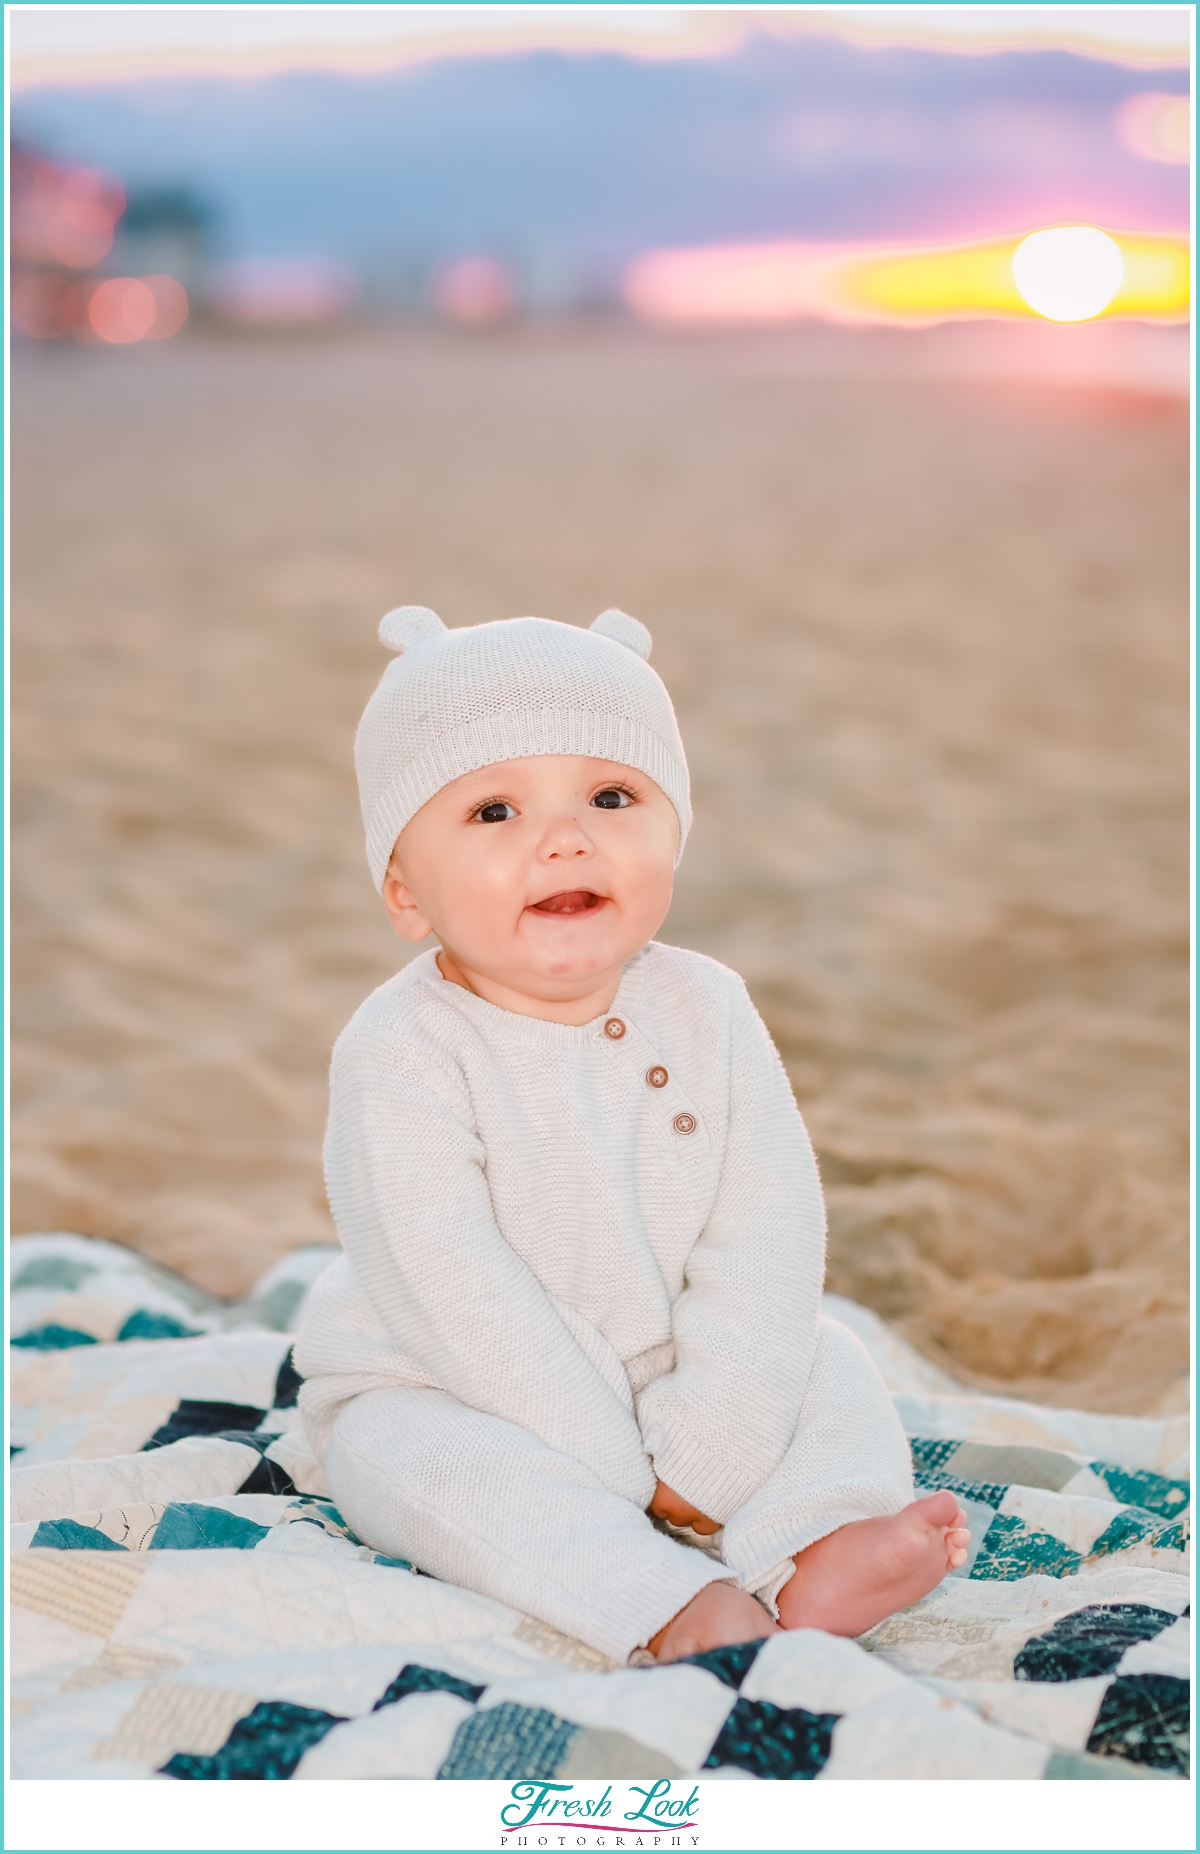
[590,609,652,660]
[379,606,447,654]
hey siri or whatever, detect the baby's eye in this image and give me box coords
[591,788,633,810]
[474,801,518,824]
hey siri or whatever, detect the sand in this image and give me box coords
[11,319,1190,1416]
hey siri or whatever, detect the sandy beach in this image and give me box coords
[11,319,1189,1416]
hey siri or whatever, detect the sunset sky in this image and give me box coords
[10,6,1191,323]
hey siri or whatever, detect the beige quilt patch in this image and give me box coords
[62,1641,182,1692]
[92,1681,257,1766]
[515,1614,619,1672]
[11,1549,148,1639]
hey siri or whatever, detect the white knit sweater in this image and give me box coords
[296,942,828,1525]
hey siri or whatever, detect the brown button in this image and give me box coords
[673,1112,697,1135]
[646,1065,669,1089]
[603,1018,626,1040]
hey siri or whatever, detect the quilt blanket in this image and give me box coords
[9,1234,1191,1782]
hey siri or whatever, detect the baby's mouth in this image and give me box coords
[529,889,606,916]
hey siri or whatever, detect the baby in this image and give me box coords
[295,605,969,1665]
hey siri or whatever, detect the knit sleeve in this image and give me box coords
[635,985,825,1523]
[324,1025,656,1508]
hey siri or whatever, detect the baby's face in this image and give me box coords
[383,755,678,1012]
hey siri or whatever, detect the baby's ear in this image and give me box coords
[379,606,447,654]
[590,608,652,659]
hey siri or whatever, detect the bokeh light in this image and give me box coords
[45,166,125,267]
[88,277,159,343]
[12,159,125,269]
[46,199,113,267]
[141,274,190,340]
[1011,227,1124,323]
[432,256,517,325]
[11,146,197,347]
[11,270,86,339]
[1118,93,1191,165]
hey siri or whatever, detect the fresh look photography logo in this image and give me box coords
[499,1780,701,1847]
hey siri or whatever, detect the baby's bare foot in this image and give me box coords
[649,1581,780,1664]
[776,1491,971,1639]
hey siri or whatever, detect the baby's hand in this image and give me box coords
[649,1479,722,1536]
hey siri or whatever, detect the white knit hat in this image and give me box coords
[355,606,692,891]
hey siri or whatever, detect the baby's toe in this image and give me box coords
[913,1490,960,1529]
[945,1526,971,1569]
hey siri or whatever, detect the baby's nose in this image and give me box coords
[544,816,592,855]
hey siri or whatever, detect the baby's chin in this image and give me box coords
[518,941,629,987]
[498,917,643,987]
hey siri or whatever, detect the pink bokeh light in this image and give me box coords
[1117,93,1191,166]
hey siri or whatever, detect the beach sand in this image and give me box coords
[11,321,1189,1415]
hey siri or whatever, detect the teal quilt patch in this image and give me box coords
[117,1310,203,1342]
[438,1703,580,1780]
[30,1518,129,1551]
[1091,1464,1190,1519]
[150,1503,272,1550]
[1087,1675,1189,1776]
[914,1468,1008,1509]
[970,1511,1083,1581]
[703,1697,837,1779]
[1088,1508,1188,1563]
[12,1255,98,1292]
[163,1700,345,1779]
[12,1325,98,1350]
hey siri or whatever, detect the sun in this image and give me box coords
[1012,227,1125,323]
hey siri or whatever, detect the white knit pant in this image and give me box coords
[324,1316,914,1664]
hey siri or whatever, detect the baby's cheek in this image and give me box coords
[627,852,675,923]
[455,850,524,920]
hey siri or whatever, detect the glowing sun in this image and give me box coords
[1012,227,1124,323]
